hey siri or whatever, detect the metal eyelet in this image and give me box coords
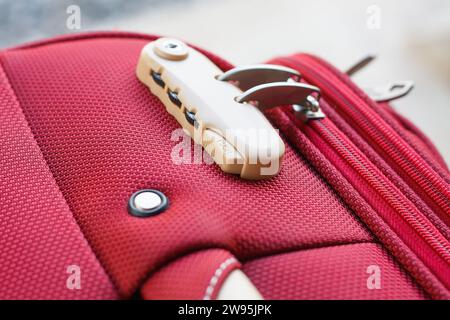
[128,189,169,218]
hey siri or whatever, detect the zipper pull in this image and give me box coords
[218,66,324,121]
[217,64,301,90]
[235,82,324,122]
[363,81,415,103]
[346,56,415,102]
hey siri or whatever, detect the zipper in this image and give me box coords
[290,56,449,222]
[280,56,450,224]
[271,56,450,290]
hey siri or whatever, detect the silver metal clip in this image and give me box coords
[217,64,301,91]
[220,66,324,122]
[364,81,415,103]
[236,82,324,121]
[346,56,415,102]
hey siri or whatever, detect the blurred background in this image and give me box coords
[1,0,449,163]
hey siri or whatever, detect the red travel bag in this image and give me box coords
[0,32,448,300]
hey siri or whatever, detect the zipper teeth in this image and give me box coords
[287,56,450,219]
[273,57,450,283]
[314,119,450,261]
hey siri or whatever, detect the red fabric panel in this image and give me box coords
[0,62,117,299]
[304,98,450,241]
[379,102,448,173]
[0,33,373,297]
[293,54,449,185]
[303,119,450,290]
[243,243,428,300]
[141,249,240,300]
[267,108,450,299]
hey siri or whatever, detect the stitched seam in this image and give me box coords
[272,83,441,297]
[274,57,450,298]
[0,54,120,297]
[201,242,382,300]
[4,31,234,74]
[304,54,449,182]
[203,257,238,300]
[282,105,438,297]
[7,31,159,51]
[133,238,376,299]
[241,240,376,263]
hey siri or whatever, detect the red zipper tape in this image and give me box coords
[273,56,450,291]
[288,55,450,225]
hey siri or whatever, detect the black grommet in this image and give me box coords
[128,189,169,218]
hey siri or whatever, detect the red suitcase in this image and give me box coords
[0,32,448,300]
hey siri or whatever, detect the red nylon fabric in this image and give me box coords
[303,119,450,290]
[378,103,448,171]
[141,249,240,300]
[0,32,444,299]
[0,61,117,299]
[293,54,450,223]
[297,54,450,185]
[316,98,450,241]
[267,108,450,299]
[243,243,427,300]
[269,55,450,298]
[0,34,374,297]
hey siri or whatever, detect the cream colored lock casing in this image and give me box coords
[136,38,285,180]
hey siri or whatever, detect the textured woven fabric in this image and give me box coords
[268,55,450,299]
[378,102,448,171]
[141,249,240,300]
[309,98,450,241]
[2,32,444,299]
[267,108,449,299]
[0,34,374,297]
[243,243,427,300]
[293,54,449,185]
[0,61,117,299]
